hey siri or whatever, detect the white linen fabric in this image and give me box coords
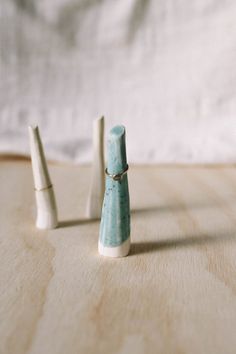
[0,0,236,163]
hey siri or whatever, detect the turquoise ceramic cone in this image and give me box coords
[99,125,130,257]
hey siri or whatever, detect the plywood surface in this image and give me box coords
[0,161,236,354]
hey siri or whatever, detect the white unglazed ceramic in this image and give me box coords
[29,125,58,229]
[86,116,105,219]
[98,237,130,258]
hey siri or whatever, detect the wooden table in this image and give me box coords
[0,160,236,354]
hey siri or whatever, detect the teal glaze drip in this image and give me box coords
[99,125,130,247]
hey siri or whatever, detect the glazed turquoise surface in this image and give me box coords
[108,126,127,174]
[99,125,130,247]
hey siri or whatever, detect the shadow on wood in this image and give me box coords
[131,231,236,255]
[131,200,225,216]
[58,218,99,228]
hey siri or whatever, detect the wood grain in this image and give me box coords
[0,161,236,354]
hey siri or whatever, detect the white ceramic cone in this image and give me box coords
[86,116,105,219]
[28,126,58,229]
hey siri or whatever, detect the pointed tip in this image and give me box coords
[28,124,51,189]
[28,124,38,131]
[94,116,104,126]
[93,117,105,134]
[28,125,39,138]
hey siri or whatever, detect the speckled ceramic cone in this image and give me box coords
[28,126,58,229]
[86,116,105,219]
[99,125,130,257]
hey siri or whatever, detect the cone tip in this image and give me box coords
[94,116,104,125]
[28,125,39,133]
[110,125,125,140]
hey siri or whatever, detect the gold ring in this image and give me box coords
[34,184,53,192]
[105,165,129,181]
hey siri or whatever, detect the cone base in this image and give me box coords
[35,189,58,230]
[98,237,130,258]
[36,211,58,230]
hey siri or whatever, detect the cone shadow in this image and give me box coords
[131,199,225,216]
[130,231,235,255]
[58,218,99,228]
